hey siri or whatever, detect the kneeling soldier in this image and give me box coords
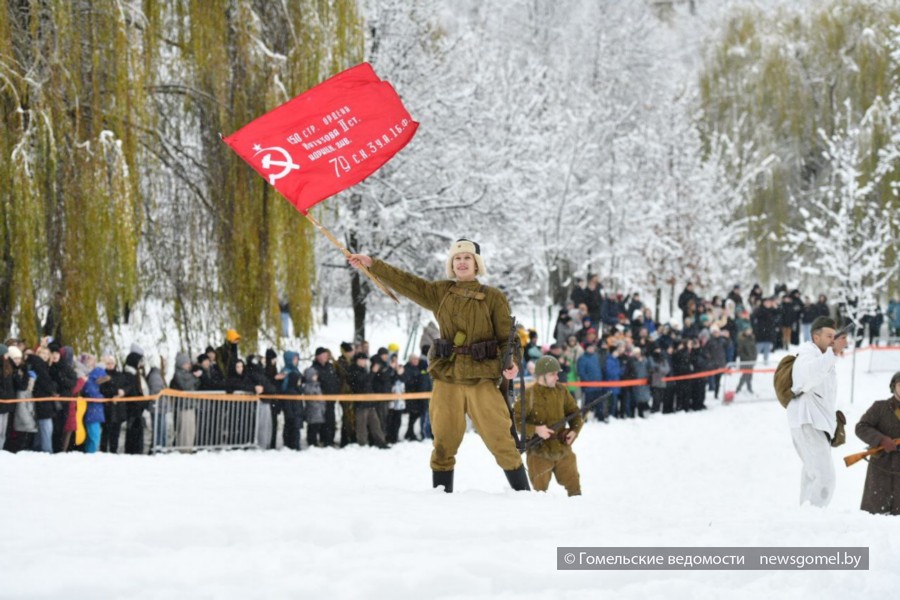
[514,355,583,496]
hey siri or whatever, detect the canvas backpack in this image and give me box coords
[774,354,798,408]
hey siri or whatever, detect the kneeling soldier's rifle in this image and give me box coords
[844,438,900,467]
[522,391,612,452]
[500,318,520,443]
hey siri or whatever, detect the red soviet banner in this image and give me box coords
[223,63,418,213]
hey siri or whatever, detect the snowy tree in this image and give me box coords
[787,101,900,330]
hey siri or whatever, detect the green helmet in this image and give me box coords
[534,355,561,377]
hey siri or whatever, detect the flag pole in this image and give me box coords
[304,211,399,304]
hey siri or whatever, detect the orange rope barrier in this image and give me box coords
[0,350,887,404]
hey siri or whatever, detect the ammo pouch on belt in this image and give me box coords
[433,339,453,359]
[432,338,498,361]
[469,340,498,361]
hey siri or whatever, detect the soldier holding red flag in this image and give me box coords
[349,240,530,493]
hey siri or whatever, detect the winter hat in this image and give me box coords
[226,329,241,343]
[197,354,210,364]
[353,352,368,362]
[0,343,7,357]
[340,342,353,353]
[48,342,61,353]
[265,348,278,362]
[534,355,561,378]
[130,343,145,357]
[175,352,191,368]
[315,347,329,357]
[125,352,143,370]
[7,346,22,360]
[445,238,487,279]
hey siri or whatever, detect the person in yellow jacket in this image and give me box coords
[348,239,528,492]
[514,355,583,496]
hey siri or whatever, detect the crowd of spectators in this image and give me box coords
[0,331,434,454]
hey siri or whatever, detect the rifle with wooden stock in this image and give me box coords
[522,392,612,452]
[844,438,900,467]
[500,318,520,443]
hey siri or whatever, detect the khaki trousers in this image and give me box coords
[430,379,522,471]
[526,451,581,496]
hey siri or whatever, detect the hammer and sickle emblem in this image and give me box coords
[253,146,300,185]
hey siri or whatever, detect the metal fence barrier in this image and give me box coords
[153,391,260,453]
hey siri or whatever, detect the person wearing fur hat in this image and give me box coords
[348,239,529,492]
[513,356,583,496]
[855,372,900,514]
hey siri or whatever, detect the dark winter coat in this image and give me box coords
[855,397,900,515]
[802,300,830,324]
[216,341,240,378]
[347,363,376,409]
[225,367,257,394]
[647,352,671,389]
[371,359,397,395]
[678,287,698,314]
[28,354,58,420]
[737,333,758,363]
[630,357,651,403]
[0,357,26,415]
[584,286,603,324]
[311,359,341,395]
[600,298,620,326]
[691,345,711,374]
[671,347,692,377]
[706,336,729,369]
[50,354,78,398]
[751,305,779,343]
[100,368,128,422]
[780,298,801,328]
[280,352,304,420]
[122,352,150,418]
[402,360,429,414]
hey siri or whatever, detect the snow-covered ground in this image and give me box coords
[3,337,899,599]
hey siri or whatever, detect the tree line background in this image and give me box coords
[1,0,899,352]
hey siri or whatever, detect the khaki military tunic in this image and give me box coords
[514,383,583,496]
[369,259,522,471]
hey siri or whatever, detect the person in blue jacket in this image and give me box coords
[576,342,604,421]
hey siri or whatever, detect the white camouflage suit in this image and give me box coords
[787,341,839,507]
